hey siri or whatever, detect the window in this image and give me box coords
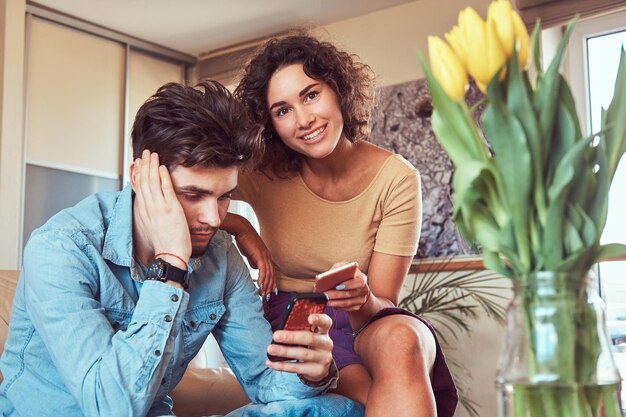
[565,9,626,406]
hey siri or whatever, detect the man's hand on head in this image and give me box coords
[132,150,191,268]
[265,313,335,384]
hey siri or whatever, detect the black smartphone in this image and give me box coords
[267,292,329,362]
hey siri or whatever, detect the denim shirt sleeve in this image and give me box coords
[22,231,188,417]
[212,243,332,403]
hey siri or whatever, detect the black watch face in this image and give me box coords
[146,258,166,280]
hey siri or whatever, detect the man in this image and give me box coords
[0,82,362,417]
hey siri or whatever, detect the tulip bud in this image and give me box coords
[460,7,507,93]
[511,11,530,68]
[445,26,468,69]
[487,0,516,58]
[428,35,468,101]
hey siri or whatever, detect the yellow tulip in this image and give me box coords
[459,7,507,93]
[428,35,468,101]
[487,0,530,68]
[487,0,516,58]
[511,10,530,68]
[445,26,468,69]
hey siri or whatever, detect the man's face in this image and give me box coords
[168,164,238,257]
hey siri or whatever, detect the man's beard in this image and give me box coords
[190,227,217,257]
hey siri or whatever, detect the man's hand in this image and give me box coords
[265,313,334,383]
[132,150,191,268]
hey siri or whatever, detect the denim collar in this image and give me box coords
[102,185,134,268]
[100,185,205,276]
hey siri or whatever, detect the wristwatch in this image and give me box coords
[146,258,189,289]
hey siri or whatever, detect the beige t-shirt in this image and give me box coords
[234,154,422,292]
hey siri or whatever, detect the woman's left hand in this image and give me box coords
[322,262,371,311]
[234,229,276,297]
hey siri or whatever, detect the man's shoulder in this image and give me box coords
[28,190,124,250]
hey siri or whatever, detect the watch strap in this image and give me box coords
[146,258,189,288]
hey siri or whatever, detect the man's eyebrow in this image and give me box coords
[177,185,212,195]
[177,185,238,196]
[268,82,319,112]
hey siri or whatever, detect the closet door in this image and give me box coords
[22,17,185,245]
[123,49,184,185]
[23,17,125,243]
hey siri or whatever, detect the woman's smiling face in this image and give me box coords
[266,63,345,160]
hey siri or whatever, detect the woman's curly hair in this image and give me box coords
[234,32,376,176]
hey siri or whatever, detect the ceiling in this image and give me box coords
[32,0,417,57]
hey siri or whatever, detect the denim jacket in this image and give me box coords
[0,186,330,417]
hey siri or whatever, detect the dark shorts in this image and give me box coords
[264,291,458,417]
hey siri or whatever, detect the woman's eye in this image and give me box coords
[275,108,289,117]
[184,194,201,202]
[305,91,318,101]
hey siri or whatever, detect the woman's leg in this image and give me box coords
[331,363,372,406]
[353,314,437,417]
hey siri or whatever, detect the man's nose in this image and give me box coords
[199,201,221,227]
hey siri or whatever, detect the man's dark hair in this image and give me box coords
[235,32,375,176]
[132,81,262,170]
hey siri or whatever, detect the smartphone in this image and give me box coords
[314,262,358,293]
[267,292,328,362]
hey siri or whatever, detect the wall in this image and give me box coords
[319,0,492,87]
[0,0,26,269]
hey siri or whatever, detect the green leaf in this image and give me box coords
[543,135,594,267]
[558,245,597,272]
[545,77,583,192]
[497,216,516,256]
[418,53,488,165]
[547,134,593,204]
[530,19,543,75]
[589,110,611,236]
[507,50,546,219]
[464,204,501,253]
[603,47,626,179]
[567,204,596,248]
[535,17,578,162]
[563,219,584,254]
[597,243,626,261]
[542,194,565,269]
[482,251,513,279]
[482,82,532,271]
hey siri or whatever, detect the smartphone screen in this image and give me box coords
[314,262,358,293]
[268,293,328,361]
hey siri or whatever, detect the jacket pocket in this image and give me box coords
[104,308,132,332]
[182,301,225,363]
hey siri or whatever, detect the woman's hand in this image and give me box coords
[321,262,371,312]
[265,313,334,383]
[221,213,276,297]
[235,228,276,298]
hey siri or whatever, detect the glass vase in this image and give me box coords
[497,271,622,417]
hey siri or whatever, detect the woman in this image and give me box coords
[223,33,458,417]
